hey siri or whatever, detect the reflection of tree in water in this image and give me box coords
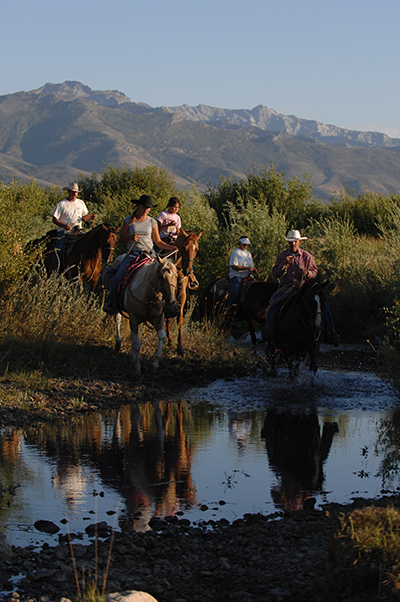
[23,401,198,529]
[376,409,400,489]
[261,409,338,511]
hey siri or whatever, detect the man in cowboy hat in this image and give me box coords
[264,229,340,345]
[50,182,97,271]
[272,229,317,283]
[226,235,258,310]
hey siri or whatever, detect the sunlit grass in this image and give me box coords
[331,506,400,597]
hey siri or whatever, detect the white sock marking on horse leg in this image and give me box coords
[153,328,166,369]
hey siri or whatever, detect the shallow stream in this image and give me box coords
[1,346,399,550]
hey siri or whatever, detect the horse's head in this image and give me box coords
[175,229,203,281]
[158,259,180,318]
[100,224,121,263]
[302,280,329,338]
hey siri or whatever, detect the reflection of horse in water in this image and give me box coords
[261,408,338,510]
[198,278,278,346]
[27,224,120,291]
[228,410,256,456]
[266,280,328,377]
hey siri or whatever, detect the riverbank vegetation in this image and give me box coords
[1,164,400,392]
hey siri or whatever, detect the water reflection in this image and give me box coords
[261,409,339,510]
[0,371,399,548]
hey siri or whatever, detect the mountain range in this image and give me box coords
[1,80,400,200]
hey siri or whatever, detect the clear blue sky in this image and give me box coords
[2,0,399,136]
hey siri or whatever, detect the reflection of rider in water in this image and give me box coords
[261,409,339,511]
[228,410,255,456]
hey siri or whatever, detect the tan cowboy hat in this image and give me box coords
[63,182,81,192]
[284,229,307,241]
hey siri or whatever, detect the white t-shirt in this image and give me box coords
[52,198,89,233]
[229,247,254,279]
[156,211,181,239]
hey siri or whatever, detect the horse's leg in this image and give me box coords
[114,313,122,352]
[267,343,278,377]
[130,324,141,373]
[247,319,257,348]
[165,317,172,346]
[176,280,187,356]
[153,323,166,370]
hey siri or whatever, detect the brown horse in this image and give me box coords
[164,229,203,356]
[198,277,278,346]
[266,280,328,377]
[28,224,120,291]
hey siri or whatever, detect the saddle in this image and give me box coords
[118,254,154,293]
[211,276,256,304]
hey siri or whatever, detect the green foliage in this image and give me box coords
[78,164,177,227]
[0,179,63,294]
[204,163,318,230]
[328,190,400,236]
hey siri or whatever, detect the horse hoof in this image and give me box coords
[177,345,184,356]
[115,340,122,352]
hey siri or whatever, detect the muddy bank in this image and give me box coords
[1,497,399,602]
[0,342,381,430]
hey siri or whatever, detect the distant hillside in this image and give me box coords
[1,80,400,200]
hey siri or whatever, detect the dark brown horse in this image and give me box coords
[28,224,120,291]
[165,229,203,356]
[198,277,278,346]
[266,280,328,377]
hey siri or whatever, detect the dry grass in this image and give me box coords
[330,506,400,598]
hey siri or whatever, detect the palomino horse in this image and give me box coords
[114,258,180,373]
[164,229,203,356]
[266,280,328,377]
[198,277,278,346]
[28,224,120,291]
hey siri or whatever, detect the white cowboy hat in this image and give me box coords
[284,229,307,242]
[63,182,81,192]
[239,236,251,245]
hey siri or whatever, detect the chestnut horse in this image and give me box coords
[114,259,180,373]
[28,224,120,291]
[198,277,278,346]
[164,229,203,356]
[267,280,328,378]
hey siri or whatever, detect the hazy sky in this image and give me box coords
[2,0,399,136]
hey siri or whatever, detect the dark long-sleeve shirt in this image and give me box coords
[272,248,318,283]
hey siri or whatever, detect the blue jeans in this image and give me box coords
[227,276,242,307]
[51,232,65,272]
[104,253,136,304]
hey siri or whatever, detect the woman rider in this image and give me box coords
[103,195,178,315]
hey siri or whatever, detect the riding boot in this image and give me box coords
[103,297,118,315]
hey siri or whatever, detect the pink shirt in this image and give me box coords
[156,211,181,240]
[272,248,318,283]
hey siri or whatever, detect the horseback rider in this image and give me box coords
[226,236,258,311]
[156,197,181,245]
[264,229,340,345]
[103,194,178,315]
[51,182,97,272]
